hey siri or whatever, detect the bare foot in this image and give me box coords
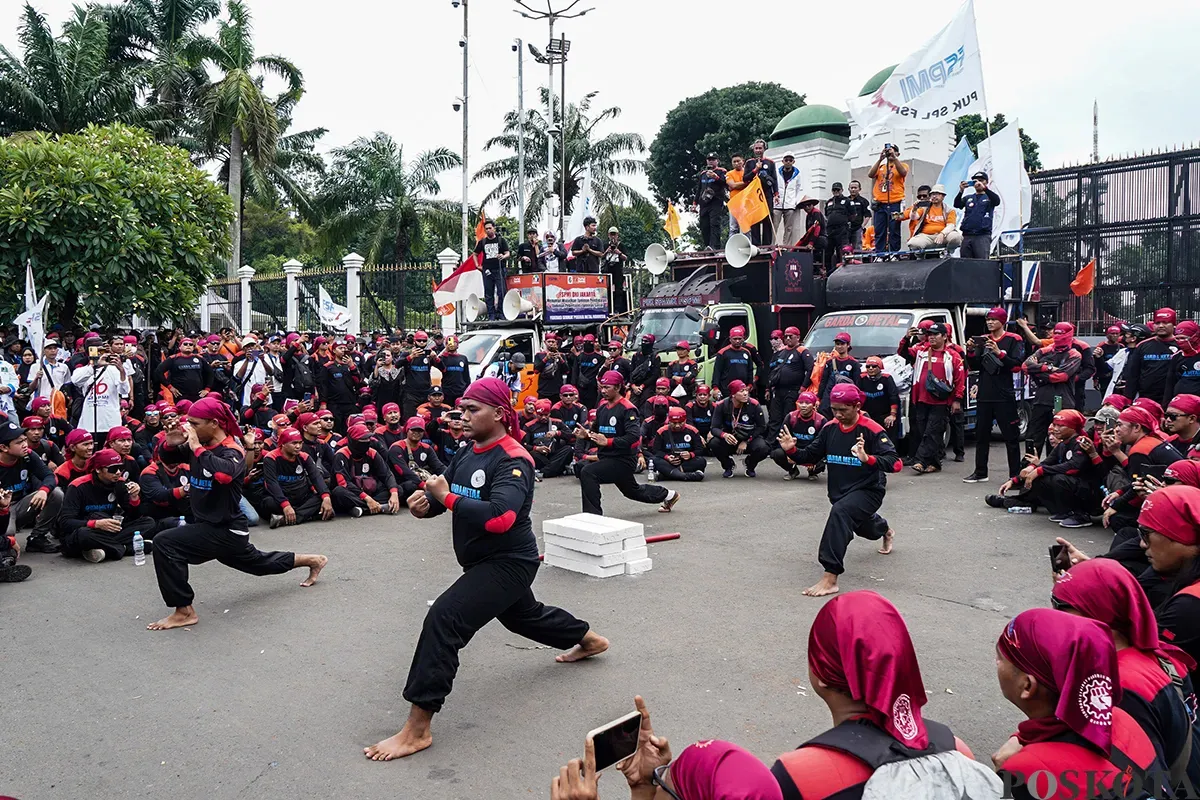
[299,554,328,587]
[364,728,433,761]
[878,528,895,555]
[556,630,610,663]
[802,573,839,597]
[147,607,198,631]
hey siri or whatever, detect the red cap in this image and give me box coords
[834,332,852,344]
[20,416,44,429]
[107,425,133,442]
[583,334,596,342]
[382,403,401,416]
[406,416,426,431]
[545,332,559,341]
[414,331,429,342]
[770,329,783,339]
[656,377,670,389]
[87,448,123,471]
[730,326,746,338]
[667,407,687,422]
[727,380,747,394]
[599,370,624,386]
[986,307,1008,322]
[1106,324,1122,335]
[917,320,934,331]
[696,384,711,396]
[318,409,334,420]
[296,412,319,428]
[676,340,691,350]
[1168,394,1200,417]
[271,414,290,428]
[1154,308,1178,324]
[608,340,623,350]
[865,356,884,368]
[347,423,373,441]
[277,427,303,445]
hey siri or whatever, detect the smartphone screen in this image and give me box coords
[1143,463,1169,481]
[88,346,100,359]
[587,711,640,772]
[303,392,312,402]
[1049,544,1071,574]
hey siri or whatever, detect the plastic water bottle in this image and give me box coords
[177,515,186,528]
[647,462,657,483]
[1007,506,1033,514]
[132,531,145,566]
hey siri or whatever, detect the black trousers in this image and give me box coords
[960,233,991,259]
[974,399,1022,479]
[8,487,64,542]
[768,388,800,440]
[403,557,589,713]
[532,446,573,478]
[905,401,921,460]
[950,407,965,458]
[650,455,706,481]
[152,522,295,608]
[1027,474,1092,516]
[1026,404,1055,456]
[771,447,825,476]
[749,216,773,247]
[402,393,429,422]
[819,488,888,575]
[698,204,725,250]
[708,436,772,471]
[263,493,325,525]
[482,270,504,319]
[332,486,392,514]
[62,516,157,561]
[826,226,851,269]
[329,403,357,435]
[580,458,669,515]
[914,403,949,466]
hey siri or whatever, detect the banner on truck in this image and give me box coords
[544,274,610,323]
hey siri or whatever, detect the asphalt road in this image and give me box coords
[4,445,1101,800]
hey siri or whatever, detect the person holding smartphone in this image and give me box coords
[985,410,1094,527]
[366,377,608,762]
[963,308,1026,484]
[58,448,155,563]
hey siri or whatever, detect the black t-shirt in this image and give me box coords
[825,195,852,227]
[601,240,627,278]
[697,167,728,208]
[473,235,510,274]
[846,195,872,229]
[515,241,542,273]
[570,235,603,273]
[741,157,777,198]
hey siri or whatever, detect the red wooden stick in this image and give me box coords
[539,532,680,560]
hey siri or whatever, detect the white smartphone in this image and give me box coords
[586,710,641,771]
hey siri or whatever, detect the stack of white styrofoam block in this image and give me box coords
[543,513,652,577]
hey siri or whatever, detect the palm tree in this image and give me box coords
[316,132,461,263]
[473,89,648,227]
[193,0,303,277]
[0,4,142,136]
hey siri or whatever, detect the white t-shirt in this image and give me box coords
[0,361,16,419]
[71,362,129,433]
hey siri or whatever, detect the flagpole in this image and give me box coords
[968,0,993,139]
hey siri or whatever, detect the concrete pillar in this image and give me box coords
[198,290,211,332]
[237,264,255,333]
[342,252,364,336]
[436,248,461,337]
[282,258,303,332]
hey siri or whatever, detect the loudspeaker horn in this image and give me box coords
[724,233,758,269]
[464,293,486,323]
[644,243,676,276]
[503,289,535,321]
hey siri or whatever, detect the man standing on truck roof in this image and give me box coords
[953,171,1002,259]
[695,154,728,252]
[846,180,872,256]
[767,327,813,440]
[741,140,776,247]
[824,183,853,271]
[474,221,511,320]
[963,307,1026,484]
[712,326,756,399]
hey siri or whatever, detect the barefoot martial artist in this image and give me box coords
[364,377,608,761]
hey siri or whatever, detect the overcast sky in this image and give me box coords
[7,0,1199,208]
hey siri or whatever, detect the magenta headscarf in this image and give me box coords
[807,591,929,749]
[997,608,1119,755]
[462,377,520,437]
[188,396,243,445]
[1052,559,1194,675]
[669,740,783,800]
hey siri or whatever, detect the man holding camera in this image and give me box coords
[71,337,130,447]
[601,227,629,314]
[473,221,511,319]
[695,153,728,251]
[954,171,1002,259]
[570,217,604,274]
[868,144,908,253]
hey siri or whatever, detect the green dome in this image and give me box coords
[770,104,851,140]
[859,65,897,97]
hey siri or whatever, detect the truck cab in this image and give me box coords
[456,323,542,405]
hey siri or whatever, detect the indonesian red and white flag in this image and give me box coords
[432,253,484,314]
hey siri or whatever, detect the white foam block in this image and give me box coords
[625,558,653,575]
[544,533,625,557]
[546,543,648,568]
[544,553,626,578]
[543,513,643,545]
[623,535,648,550]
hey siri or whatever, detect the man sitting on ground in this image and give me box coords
[522,399,573,479]
[389,417,445,477]
[986,410,1094,528]
[649,407,706,482]
[335,423,401,517]
[59,448,155,563]
[709,380,770,478]
[0,419,63,554]
[263,428,334,529]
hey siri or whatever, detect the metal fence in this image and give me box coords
[206,278,241,332]
[248,275,287,332]
[1025,148,1200,333]
[296,266,346,333]
[361,261,442,333]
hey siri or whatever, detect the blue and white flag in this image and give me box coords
[937,137,976,193]
[318,285,351,331]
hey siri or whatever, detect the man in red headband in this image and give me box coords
[155,337,212,403]
[147,396,328,631]
[1122,307,1181,402]
[522,399,572,478]
[1092,323,1125,392]
[964,307,1026,484]
[986,410,1094,527]
[319,341,363,432]
[712,326,758,399]
[770,390,826,479]
[777,382,899,596]
[390,417,445,477]
[709,379,770,478]
[856,356,899,437]
[59,448,155,563]
[601,340,632,386]
[684,383,715,446]
[263,428,333,529]
[367,376,607,761]
[1138,485,1200,675]
[767,326,813,441]
[1164,393,1200,453]
[629,333,663,409]
[550,384,588,451]
[335,423,401,517]
[667,341,699,402]
[579,370,680,513]
[0,418,63,554]
[571,334,604,408]
[1023,322,1082,457]
[402,333,435,420]
[1165,322,1200,408]
[648,406,706,481]
[534,332,569,404]
[432,334,469,408]
[1098,406,1183,537]
[816,332,860,417]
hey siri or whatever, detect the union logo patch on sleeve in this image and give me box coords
[512,468,523,478]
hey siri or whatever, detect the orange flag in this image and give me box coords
[1070,258,1096,296]
[728,176,770,232]
[474,210,488,242]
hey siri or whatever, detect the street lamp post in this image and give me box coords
[458,0,469,262]
[515,38,526,233]
[548,35,571,239]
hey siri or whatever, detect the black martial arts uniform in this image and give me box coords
[534,350,569,402]
[966,331,1025,480]
[319,360,361,432]
[767,346,814,439]
[59,474,156,560]
[648,423,707,481]
[1023,345,1082,456]
[857,372,900,435]
[784,415,900,576]
[572,348,604,408]
[334,442,399,514]
[579,397,670,514]
[433,352,470,407]
[522,418,573,477]
[436,430,471,467]
[1164,350,1200,407]
[403,351,435,420]
[156,353,212,402]
[771,410,827,476]
[403,435,590,713]
[708,397,771,473]
[712,345,755,398]
[667,358,699,403]
[262,448,331,525]
[1010,436,1093,518]
[151,435,296,609]
[0,449,63,550]
[816,356,861,416]
[685,399,715,443]
[138,458,192,530]
[389,439,445,476]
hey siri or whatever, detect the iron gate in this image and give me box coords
[360,261,442,333]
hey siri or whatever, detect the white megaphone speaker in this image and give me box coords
[724,233,758,269]
[644,243,676,276]
[502,289,535,321]
[463,293,486,323]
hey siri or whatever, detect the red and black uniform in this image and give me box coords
[1122,337,1180,402]
[1108,436,1184,530]
[39,415,73,449]
[241,398,274,431]
[911,346,965,469]
[138,458,191,527]
[59,474,155,560]
[1165,351,1200,408]
[389,438,445,476]
[521,418,572,477]
[432,351,470,406]
[709,397,770,473]
[649,424,706,481]
[667,357,699,402]
[1113,647,1200,786]
[534,350,569,402]
[966,331,1026,480]
[402,351,435,420]
[579,397,670,514]
[685,399,714,440]
[712,345,755,398]
[53,459,89,491]
[768,346,814,438]
[785,415,900,575]
[301,435,337,489]
[403,435,590,714]
[771,410,827,476]
[376,422,406,449]
[156,353,212,402]
[1024,344,1082,455]
[998,707,1165,800]
[1017,435,1094,518]
[263,449,331,524]
[0,447,61,549]
[571,349,604,408]
[550,400,588,447]
[318,360,361,432]
[28,437,64,469]
[151,436,297,609]
[857,372,900,432]
[816,355,861,416]
[134,419,162,451]
[1158,582,1200,682]
[334,443,399,513]
[437,429,471,466]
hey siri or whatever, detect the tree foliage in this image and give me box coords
[241,197,316,274]
[954,113,1043,171]
[647,82,805,206]
[0,124,233,327]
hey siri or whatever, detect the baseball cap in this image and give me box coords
[832,182,844,190]
[833,332,851,344]
[971,171,989,181]
[608,227,619,234]
[706,152,718,160]
[926,322,948,336]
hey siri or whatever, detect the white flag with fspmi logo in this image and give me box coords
[845,0,986,159]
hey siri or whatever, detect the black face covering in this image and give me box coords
[349,440,370,457]
[583,343,595,353]
[641,342,653,354]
